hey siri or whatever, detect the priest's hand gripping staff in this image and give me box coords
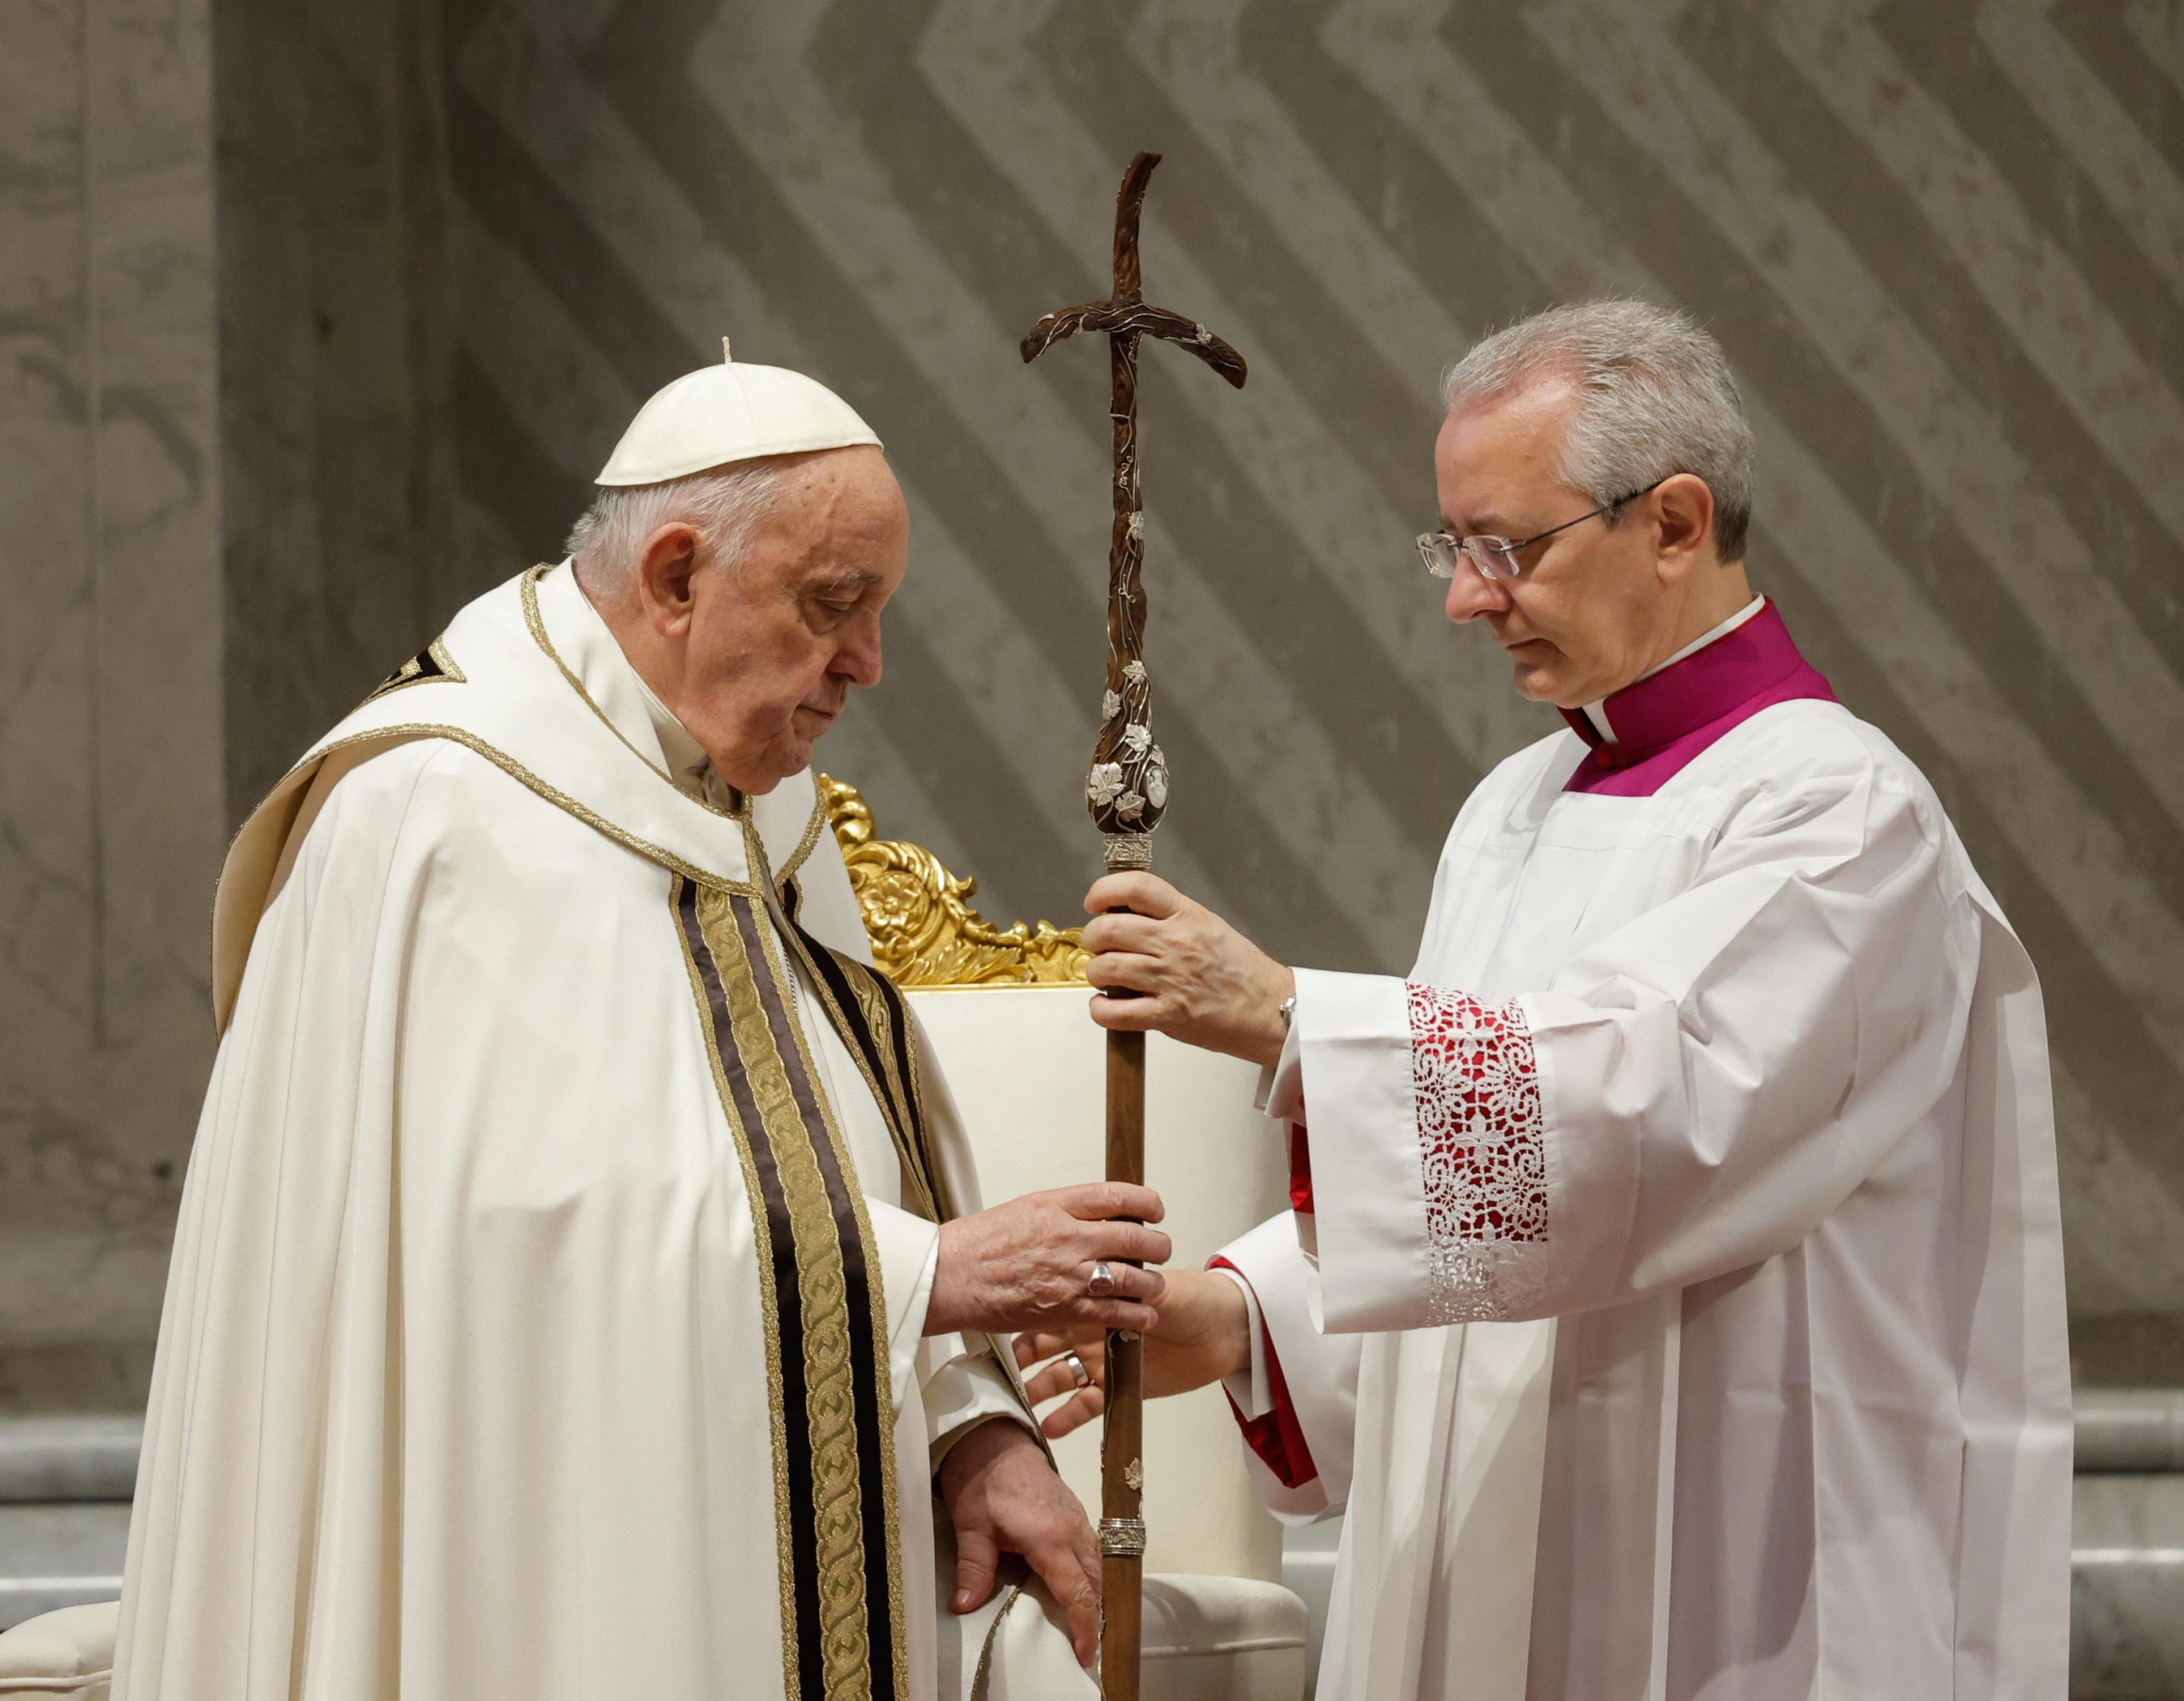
[1019,149,1247,1700]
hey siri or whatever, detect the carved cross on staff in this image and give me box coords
[1021,149,1247,1701]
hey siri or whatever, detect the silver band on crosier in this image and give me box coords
[1087,1260,1118,1298]
[1065,1352,1093,1390]
[1102,833,1153,873]
[1098,1517,1147,1558]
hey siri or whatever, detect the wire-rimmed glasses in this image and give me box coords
[1417,479,1665,583]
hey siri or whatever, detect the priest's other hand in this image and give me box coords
[1011,1268,1252,1440]
[939,1418,1102,1665]
[1082,874,1298,1067]
[928,1183,1171,1337]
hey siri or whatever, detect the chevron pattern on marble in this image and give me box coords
[442,0,2184,1321]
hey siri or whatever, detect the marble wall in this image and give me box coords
[0,0,477,1410]
[438,0,2184,1385]
[0,0,224,1402]
[0,0,470,1407]
[3,0,2182,1404]
[212,0,466,812]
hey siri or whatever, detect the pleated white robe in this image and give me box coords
[1221,620,2071,1700]
[113,565,1089,1701]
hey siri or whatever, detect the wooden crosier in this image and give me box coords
[1020,149,1247,1700]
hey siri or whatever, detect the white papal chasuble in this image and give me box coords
[1217,601,2071,1701]
[112,564,1088,1701]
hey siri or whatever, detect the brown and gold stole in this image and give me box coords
[673,875,918,1701]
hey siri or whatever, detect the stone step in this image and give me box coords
[0,1416,142,1503]
[0,1401,2177,1501]
[1272,1460,2184,1701]
[5,1402,2184,1689]
[2077,1390,2184,1474]
[0,1503,130,1632]
[0,1391,2175,1501]
[2072,1475,2184,1700]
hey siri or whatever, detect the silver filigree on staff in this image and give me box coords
[1021,151,1247,876]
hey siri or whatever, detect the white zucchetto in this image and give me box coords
[594,337,882,486]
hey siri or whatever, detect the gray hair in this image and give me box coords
[564,458,799,593]
[1440,299,1752,562]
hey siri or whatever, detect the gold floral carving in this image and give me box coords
[817,775,1089,987]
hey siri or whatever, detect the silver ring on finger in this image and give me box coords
[1087,1260,1118,1298]
[1065,1351,1092,1390]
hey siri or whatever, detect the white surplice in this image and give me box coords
[1218,607,2071,1700]
[113,564,1091,1701]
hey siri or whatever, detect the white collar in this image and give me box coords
[531,563,833,877]
[627,653,712,795]
[536,560,717,801]
[1582,595,1767,745]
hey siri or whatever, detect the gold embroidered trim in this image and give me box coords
[291,725,758,894]
[741,809,774,892]
[671,880,802,1695]
[846,971,931,1198]
[742,812,939,1216]
[775,921,944,1224]
[971,1583,1027,1701]
[705,884,911,1699]
[520,562,749,823]
[360,636,466,704]
[746,893,914,1699]
[892,984,940,1201]
[775,786,831,889]
[772,914,1047,1453]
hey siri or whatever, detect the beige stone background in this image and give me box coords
[3,0,2181,1407]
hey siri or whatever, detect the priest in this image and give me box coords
[113,346,1164,1700]
[1022,301,2071,1698]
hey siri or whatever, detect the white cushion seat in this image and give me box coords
[0,1599,116,1698]
[1141,1574,1309,1698]
[975,1572,1305,1699]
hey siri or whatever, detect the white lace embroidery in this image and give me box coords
[1408,983,1551,1323]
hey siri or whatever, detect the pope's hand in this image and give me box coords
[1082,874,1297,1067]
[927,1183,1170,1337]
[939,1418,1101,1666]
[1012,1267,1252,1440]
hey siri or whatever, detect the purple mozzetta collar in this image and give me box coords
[1556,601,1836,797]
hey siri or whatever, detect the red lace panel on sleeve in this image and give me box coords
[1407,983,1550,1323]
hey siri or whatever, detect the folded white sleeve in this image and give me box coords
[921,1326,1038,1472]
[1214,1212,1363,1522]
[868,1205,943,1411]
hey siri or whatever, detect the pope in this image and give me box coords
[1021,300,2072,1701]
[112,345,1154,1699]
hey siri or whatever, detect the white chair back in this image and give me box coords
[909,987,1287,1582]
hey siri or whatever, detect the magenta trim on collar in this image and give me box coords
[1556,602,1835,797]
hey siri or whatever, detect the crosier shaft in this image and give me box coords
[1101,1025,1147,1701]
[1017,148,1246,1701]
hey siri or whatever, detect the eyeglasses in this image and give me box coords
[1417,479,1664,583]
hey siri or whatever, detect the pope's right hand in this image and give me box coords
[926,1183,1171,1337]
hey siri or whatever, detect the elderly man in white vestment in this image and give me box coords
[1021,300,2072,1699]
[112,348,1159,1700]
